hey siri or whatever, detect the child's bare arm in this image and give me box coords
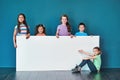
[78,50,90,55]
[13,29,17,48]
[83,55,96,60]
[56,29,59,38]
[78,50,94,56]
[26,33,30,39]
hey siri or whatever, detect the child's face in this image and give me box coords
[79,25,85,32]
[18,15,24,23]
[93,49,100,55]
[61,16,67,24]
[38,26,44,34]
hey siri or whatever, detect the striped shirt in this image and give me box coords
[15,24,29,36]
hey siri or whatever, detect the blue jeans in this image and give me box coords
[79,60,97,72]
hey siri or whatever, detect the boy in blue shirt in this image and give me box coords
[75,23,88,36]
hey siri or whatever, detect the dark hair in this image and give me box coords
[35,24,46,35]
[78,22,86,28]
[17,13,30,34]
[93,47,101,55]
[93,47,101,51]
[61,14,71,32]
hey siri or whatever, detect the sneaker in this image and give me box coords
[71,65,80,73]
[78,66,81,71]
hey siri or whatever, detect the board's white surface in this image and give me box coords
[16,36,99,71]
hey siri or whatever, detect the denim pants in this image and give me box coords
[79,59,97,72]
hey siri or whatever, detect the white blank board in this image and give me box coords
[16,36,99,71]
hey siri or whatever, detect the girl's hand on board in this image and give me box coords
[14,43,17,48]
[26,34,30,39]
[83,58,89,60]
[70,35,74,38]
[78,49,84,53]
[56,35,59,38]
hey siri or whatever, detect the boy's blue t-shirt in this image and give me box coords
[75,32,88,36]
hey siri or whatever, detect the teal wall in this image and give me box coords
[0,0,120,68]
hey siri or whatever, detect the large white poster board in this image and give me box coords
[16,36,99,71]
